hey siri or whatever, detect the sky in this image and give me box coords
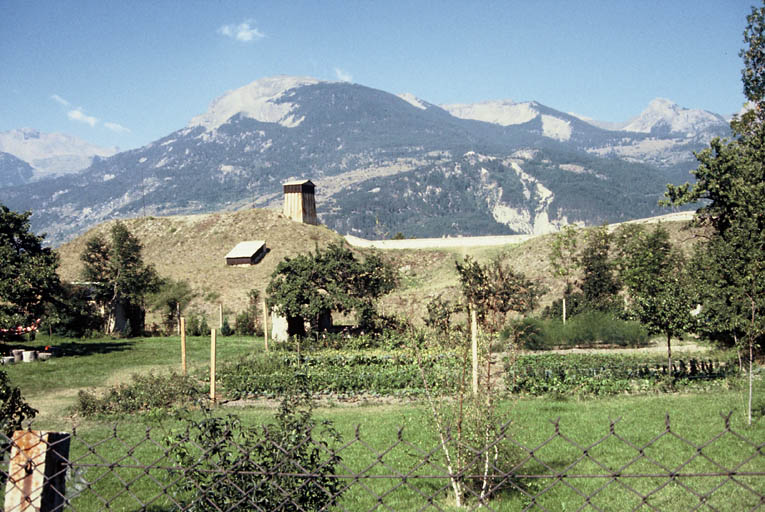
[0,0,755,151]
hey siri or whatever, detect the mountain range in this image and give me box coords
[0,128,118,183]
[0,76,730,245]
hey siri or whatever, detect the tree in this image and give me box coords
[548,225,580,324]
[149,278,196,335]
[81,221,160,335]
[579,226,621,313]
[0,204,60,339]
[455,256,542,333]
[267,243,396,336]
[235,289,261,335]
[616,225,695,374]
[664,2,765,423]
[1,370,37,439]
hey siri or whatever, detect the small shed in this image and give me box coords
[225,241,267,266]
[283,179,318,225]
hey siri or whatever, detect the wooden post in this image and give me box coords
[471,307,479,395]
[262,297,269,352]
[4,430,71,512]
[176,302,181,335]
[210,329,217,403]
[180,316,187,376]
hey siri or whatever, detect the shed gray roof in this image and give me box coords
[283,179,315,186]
[225,241,266,259]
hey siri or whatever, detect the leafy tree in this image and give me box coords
[149,278,196,335]
[0,204,60,338]
[548,225,580,323]
[455,256,542,333]
[235,289,261,335]
[41,282,103,338]
[664,3,765,422]
[617,225,695,374]
[267,243,396,336]
[424,293,464,335]
[81,221,161,335]
[579,226,621,314]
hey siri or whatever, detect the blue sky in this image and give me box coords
[0,0,754,150]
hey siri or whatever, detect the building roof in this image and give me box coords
[225,241,266,259]
[283,179,315,187]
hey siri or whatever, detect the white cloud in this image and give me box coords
[50,94,70,107]
[218,20,264,42]
[67,108,98,127]
[334,68,352,82]
[104,122,131,133]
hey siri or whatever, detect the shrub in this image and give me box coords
[220,317,233,336]
[186,312,210,337]
[235,309,256,335]
[165,375,344,511]
[75,372,204,416]
[505,313,649,350]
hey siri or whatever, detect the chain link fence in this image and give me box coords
[2,413,763,511]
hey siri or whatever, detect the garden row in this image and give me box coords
[216,351,463,398]
[505,353,739,396]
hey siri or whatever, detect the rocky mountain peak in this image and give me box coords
[187,75,323,131]
[622,98,727,137]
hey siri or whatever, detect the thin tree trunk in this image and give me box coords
[667,333,672,378]
[749,338,753,426]
[471,307,478,395]
[562,296,567,325]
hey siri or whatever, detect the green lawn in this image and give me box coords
[1,335,763,511]
[1,334,265,422]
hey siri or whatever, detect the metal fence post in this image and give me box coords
[4,430,70,512]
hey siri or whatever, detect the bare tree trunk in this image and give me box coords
[471,307,479,395]
[562,296,567,325]
[749,337,753,426]
[667,333,672,378]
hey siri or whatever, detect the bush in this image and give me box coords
[220,317,233,336]
[186,312,210,337]
[75,372,204,416]
[505,312,649,350]
[0,370,37,438]
[165,375,345,511]
[235,309,257,335]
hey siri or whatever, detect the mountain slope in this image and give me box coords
[0,128,118,179]
[0,151,34,188]
[0,77,708,244]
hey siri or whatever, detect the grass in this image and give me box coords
[29,384,764,511]
[2,333,762,511]
[1,334,265,422]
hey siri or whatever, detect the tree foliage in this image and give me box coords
[548,225,580,323]
[149,278,196,335]
[0,370,37,438]
[579,226,621,314]
[267,243,396,334]
[455,255,543,332]
[81,221,161,335]
[0,204,60,336]
[663,3,765,357]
